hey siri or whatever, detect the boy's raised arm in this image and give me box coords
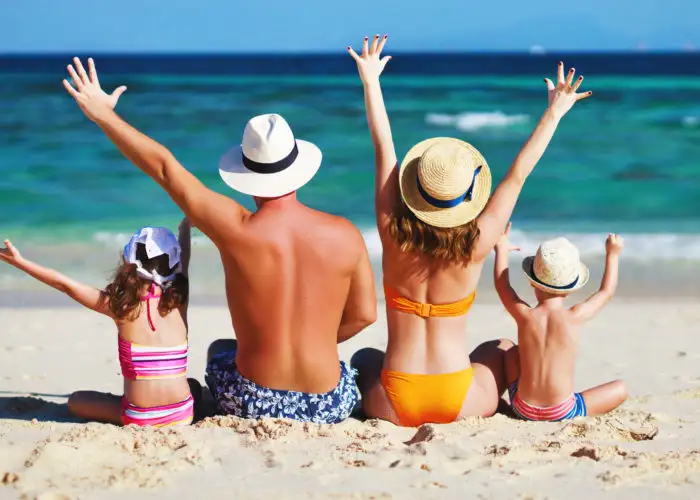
[571,234,623,322]
[493,223,530,320]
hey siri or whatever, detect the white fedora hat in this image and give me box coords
[522,237,590,294]
[219,114,322,198]
[399,138,492,228]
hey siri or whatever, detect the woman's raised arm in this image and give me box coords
[473,62,592,261]
[348,35,397,232]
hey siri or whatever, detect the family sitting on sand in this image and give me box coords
[0,36,628,428]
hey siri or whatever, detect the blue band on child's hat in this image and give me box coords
[530,261,579,290]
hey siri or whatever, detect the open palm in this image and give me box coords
[62,57,127,122]
[348,35,392,84]
[544,62,592,118]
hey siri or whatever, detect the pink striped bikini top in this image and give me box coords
[118,283,188,381]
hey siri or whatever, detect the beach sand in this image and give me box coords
[1,289,699,499]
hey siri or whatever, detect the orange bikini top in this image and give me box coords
[383,282,476,318]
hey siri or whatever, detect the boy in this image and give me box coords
[494,223,627,421]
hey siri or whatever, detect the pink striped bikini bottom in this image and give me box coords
[121,394,194,427]
[508,380,587,421]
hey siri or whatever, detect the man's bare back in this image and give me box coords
[494,225,628,419]
[218,196,375,392]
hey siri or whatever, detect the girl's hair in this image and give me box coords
[101,243,188,321]
[388,190,481,264]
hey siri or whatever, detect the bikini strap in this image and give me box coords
[143,283,158,332]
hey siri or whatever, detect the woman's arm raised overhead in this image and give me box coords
[473,62,592,261]
[348,35,397,232]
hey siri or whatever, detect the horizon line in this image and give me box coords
[1,49,699,57]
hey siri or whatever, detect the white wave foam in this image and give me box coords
[361,228,700,263]
[93,231,212,248]
[425,111,529,132]
[91,228,700,264]
[682,116,699,127]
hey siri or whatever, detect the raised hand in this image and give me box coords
[544,62,592,119]
[495,223,521,253]
[605,233,624,256]
[348,34,391,84]
[62,57,127,122]
[0,239,24,267]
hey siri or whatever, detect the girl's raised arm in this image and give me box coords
[178,217,192,279]
[0,239,112,316]
[348,35,397,232]
[473,62,592,261]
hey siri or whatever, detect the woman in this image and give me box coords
[348,35,592,426]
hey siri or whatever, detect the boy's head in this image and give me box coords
[522,237,589,298]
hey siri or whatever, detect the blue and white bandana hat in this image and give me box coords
[123,227,181,285]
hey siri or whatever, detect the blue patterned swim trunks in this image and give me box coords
[205,350,360,424]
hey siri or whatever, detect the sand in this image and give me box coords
[1,296,699,499]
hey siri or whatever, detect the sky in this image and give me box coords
[2,0,697,53]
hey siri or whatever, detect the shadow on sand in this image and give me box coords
[0,391,77,422]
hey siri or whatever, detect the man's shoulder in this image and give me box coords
[306,209,361,234]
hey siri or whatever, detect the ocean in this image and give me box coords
[1,53,699,301]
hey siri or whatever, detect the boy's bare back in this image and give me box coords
[514,302,582,406]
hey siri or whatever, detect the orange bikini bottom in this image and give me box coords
[380,367,474,427]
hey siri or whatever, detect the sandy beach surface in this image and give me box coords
[1,284,699,500]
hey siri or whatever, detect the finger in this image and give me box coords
[347,46,361,62]
[511,246,521,252]
[111,86,127,100]
[362,36,369,57]
[4,239,17,254]
[370,34,380,55]
[376,34,388,55]
[380,55,392,67]
[576,91,593,101]
[88,57,99,84]
[566,67,575,87]
[73,57,90,85]
[557,61,565,85]
[62,79,81,99]
[571,75,584,92]
[66,65,84,89]
[544,78,555,91]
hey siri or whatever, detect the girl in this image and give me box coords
[348,35,593,426]
[0,219,195,426]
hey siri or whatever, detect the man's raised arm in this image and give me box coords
[62,57,246,243]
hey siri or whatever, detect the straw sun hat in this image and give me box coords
[399,138,492,228]
[219,113,322,198]
[522,238,590,294]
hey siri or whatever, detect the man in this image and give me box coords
[62,57,376,423]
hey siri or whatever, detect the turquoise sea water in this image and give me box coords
[1,54,700,299]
